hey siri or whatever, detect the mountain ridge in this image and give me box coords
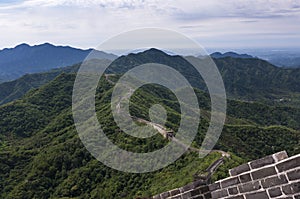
[0,43,117,82]
[1,48,300,108]
[210,51,254,59]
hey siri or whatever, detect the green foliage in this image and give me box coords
[0,52,300,198]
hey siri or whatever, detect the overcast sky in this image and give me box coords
[0,0,299,50]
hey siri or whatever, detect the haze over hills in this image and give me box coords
[108,48,300,105]
[1,48,300,108]
[0,43,117,82]
[209,52,254,59]
[1,42,299,85]
[245,48,300,68]
[209,48,300,68]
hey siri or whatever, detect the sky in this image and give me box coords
[0,0,300,51]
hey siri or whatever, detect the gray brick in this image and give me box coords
[179,187,185,193]
[227,196,244,199]
[211,189,228,198]
[181,191,191,199]
[282,182,300,195]
[192,195,204,199]
[261,174,288,188]
[190,188,200,196]
[153,194,161,199]
[160,191,170,198]
[268,187,282,198]
[169,195,182,199]
[276,156,300,172]
[250,155,275,169]
[230,163,250,176]
[273,151,288,162]
[182,183,194,192]
[169,189,180,196]
[239,173,252,183]
[245,191,268,199]
[287,168,300,181]
[199,186,209,194]
[221,177,240,188]
[238,181,261,193]
[193,180,206,188]
[209,182,221,192]
[203,192,211,199]
[228,186,239,195]
[251,166,277,180]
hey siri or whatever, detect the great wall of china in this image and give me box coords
[149,151,300,199]
[106,75,300,199]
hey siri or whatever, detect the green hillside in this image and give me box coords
[0,64,79,106]
[108,49,300,107]
[0,72,299,199]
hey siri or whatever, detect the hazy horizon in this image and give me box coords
[0,0,300,50]
[2,42,300,58]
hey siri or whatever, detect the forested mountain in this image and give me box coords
[0,70,299,198]
[0,48,299,198]
[108,49,300,106]
[0,64,79,105]
[210,52,253,59]
[0,43,117,82]
[1,48,300,107]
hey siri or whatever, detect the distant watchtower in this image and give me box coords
[166,131,174,140]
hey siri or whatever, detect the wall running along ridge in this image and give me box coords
[148,151,300,199]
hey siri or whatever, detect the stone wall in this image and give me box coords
[151,179,211,199]
[210,151,300,199]
[149,151,300,199]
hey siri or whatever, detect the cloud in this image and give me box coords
[169,0,300,21]
[0,0,299,49]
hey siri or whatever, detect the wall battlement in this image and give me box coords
[149,151,300,199]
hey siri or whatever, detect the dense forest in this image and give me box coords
[0,49,299,198]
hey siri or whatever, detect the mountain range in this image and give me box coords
[1,47,300,108]
[0,69,299,198]
[0,45,299,198]
[209,52,253,59]
[0,43,117,82]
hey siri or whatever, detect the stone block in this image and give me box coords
[192,195,204,199]
[221,177,240,188]
[245,191,268,199]
[211,189,228,198]
[152,194,161,199]
[209,182,221,192]
[273,151,288,162]
[227,196,244,199]
[230,163,250,176]
[169,195,181,199]
[268,187,282,198]
[238,181,261,193]
[276,155,300,172]
[169,189,180,196]
[250,155,275,169]
[239,173,252,183]
[228,186,239,195]
[287,168,300,181]
[282,182,300,195]
[160,191,170,199]
[181,191,191,199]
[251,166,277,180]
[261,174,288,188]
[199,186,209,194]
